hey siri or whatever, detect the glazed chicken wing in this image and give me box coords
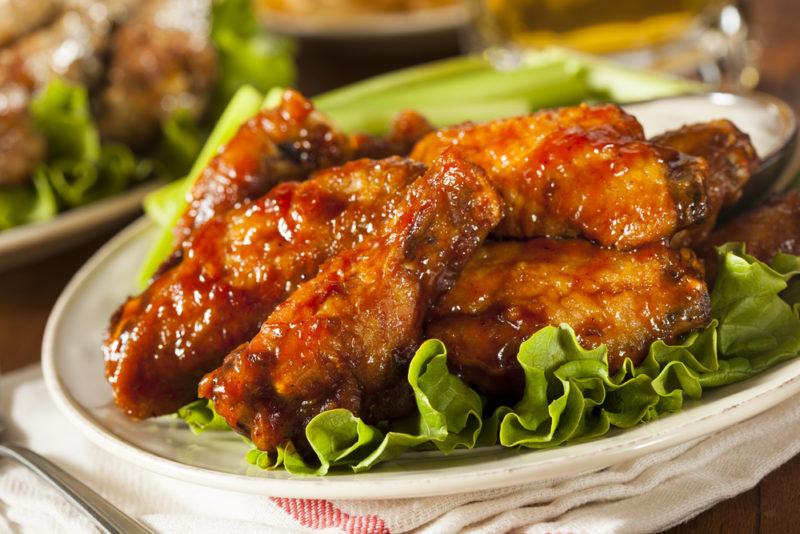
[410,104,708,249]
[105,157,425,418]
[704,189,800,265]
[175,90,431,245]
[652,120,759,248]
[0,109,46,188]
[426,239,710,398]
[175,89,352,243]
[199,150,502,452]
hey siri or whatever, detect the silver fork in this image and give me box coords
[0,374,154,534]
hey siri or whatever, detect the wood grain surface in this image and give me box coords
[1,0,798,530]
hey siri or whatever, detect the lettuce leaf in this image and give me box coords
[155,109,203,179]
[244,339,483,475]
[0,173,58,230]
[210,0,295,118]
[1,79,168,229]
[176,247,800,475]
[30,78,100,162]
[176,399,230,435]
[28,81,153,210]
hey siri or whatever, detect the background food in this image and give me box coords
[257,0,456,15]
[0,0,294,231]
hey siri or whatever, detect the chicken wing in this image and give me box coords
[105,157,426,418]
[198,150,502,452]
[652,120,759,248]
[425,239,710,398]
[174,89,352,243]
[704,189,800,265]
[96,0,218,150]
[0,107,46,187]
[410,104,708,249]
[175,91,430,245]
[351,110,433,159]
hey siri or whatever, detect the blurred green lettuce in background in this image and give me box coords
[0,0,294,232]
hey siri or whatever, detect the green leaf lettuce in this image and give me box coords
[176,246,800,475]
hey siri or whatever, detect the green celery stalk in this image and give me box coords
[326,99,531,135]
[263,86,285,109]
[313,55,489,110]
[138,85,265,286]
[185,85,265,184]
[142,179,186,228]
[319,59,581,113]
[531,47,705,102]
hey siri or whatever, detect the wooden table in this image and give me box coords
[1,0,798,531]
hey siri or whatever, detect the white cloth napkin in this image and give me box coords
[2,364,799,534]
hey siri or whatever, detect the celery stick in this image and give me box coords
[185,85,264,184]
[318,58,573,113]
[323,66,589,135]
[142,179,185,228]
[263,86,285,108]
[533,47,704,102]
[326,99,532,135]
[138,85,265,286]
[314,55,489,110]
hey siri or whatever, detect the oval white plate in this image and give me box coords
[42,94,800,499]
[258,4,468,39]
[0,180,164,272]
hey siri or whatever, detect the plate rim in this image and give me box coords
[0,180,165,270]
[41,217,800,499]
[258,4,468,38]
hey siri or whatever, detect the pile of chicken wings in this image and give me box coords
[104,89,799,453]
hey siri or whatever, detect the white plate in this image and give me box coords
[42,94,800,499]
[258,4,468,39]
[0,181,164,272]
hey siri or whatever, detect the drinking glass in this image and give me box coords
[464,0,759,90]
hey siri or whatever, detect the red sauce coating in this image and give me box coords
[199,150,503,451]
[104,158,425,418]
[426,239,710,398]
[411,104,708,249]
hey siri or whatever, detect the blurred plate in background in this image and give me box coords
[258,3,468,39]
[0,181,162,272]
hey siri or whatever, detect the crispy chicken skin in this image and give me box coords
[410,104,708,249]
[426,239,710,397]
[199,151,503,452]
[653,120,759,248]
[105,158,426,418]
[704,189,800,265]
